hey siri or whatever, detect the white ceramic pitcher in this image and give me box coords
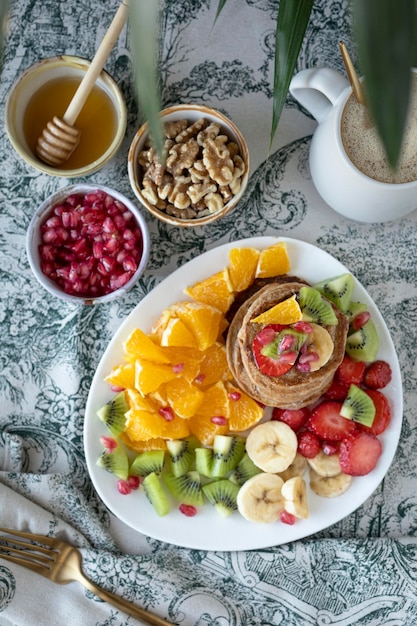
[289,68,417,223]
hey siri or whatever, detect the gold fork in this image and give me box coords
[0,527,172,626]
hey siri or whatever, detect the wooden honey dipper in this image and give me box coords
[36,0,129,167]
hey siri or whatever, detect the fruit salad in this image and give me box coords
[95,241,392,524]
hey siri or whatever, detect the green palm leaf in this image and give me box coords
[215,0,313,149]
[129,0,164,157]
[271,0,314,149]
[352,0,416,169]
[0,0,10,74]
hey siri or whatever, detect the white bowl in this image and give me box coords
[5,56,127,177]
[26,184,150,305]
[128,104,249,227]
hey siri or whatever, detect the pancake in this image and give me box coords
[226,280,349,409]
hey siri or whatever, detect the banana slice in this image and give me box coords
[281,476,309,518]
[310,468,352,497]
[245,421,298,473]
[304,323,334,372]
[237,472,285,523]
[279,452,308,482]
[307,450,341,477]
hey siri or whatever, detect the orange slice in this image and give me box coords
[125,388,156,411]
[135,359,177,396]
[120,432,167,452]
[175,302,223,351]
[227,383,265,432]
[256,242,290,278]
[250,295,302,325]
[189,381,230,445]
[160,317,198,348]
[164,378,204,419]
[188,412,229,446]
[123,328,170,363]
[184,268,234,313]
[149,309,173,344]
[161,415,190,439]
[125,408,168,440]
[194,381,230,419]
[228,247,260,291]
[105,362,135,390]
[196,343,232,387]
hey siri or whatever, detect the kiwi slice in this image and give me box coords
[163,470,204,506]
[130,450,165,477]
[202,479,240,517]
[229,453,262,486]
[211,435,245,478]
[97,392,128,436]
[298,286,338,325]
[166,436,198,477]
[340,384,376,427]
[313,273,354,313]
[346,319,379,362]
[142,471,170,517]
[97,440,129,480]
[195,447,213,477]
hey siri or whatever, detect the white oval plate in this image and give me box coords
[84,237,403,551]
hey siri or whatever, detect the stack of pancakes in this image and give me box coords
[226,277,349,409]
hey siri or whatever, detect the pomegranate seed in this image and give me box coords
[117,479,132,495]
[298,351,319,364]
[39,244,56,261]
[42,228,58,243]
[279,350,298,363]
[280,510,296,525]
[179,504,198,517]
[172,363,184,374]
[114,214,126,229]
[103,216,117,233]
[110,272,132,290]
[292,321,313,333]
[194,374,205,384]
[159,406,175,421]
[352,311,371,330]
[127,475,140,490]
[281,334,298,351]
[228,391,241,401]
[45,215,61,228]
[99,435,118,451]
[93,241,104,258]
[122,255,138,272]
[256,327,278,346]
[297,361,311,372]
[211,415,227,425]
[110,385,125,393]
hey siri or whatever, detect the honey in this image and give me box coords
[23,75,118,170]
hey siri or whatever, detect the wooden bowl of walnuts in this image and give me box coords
[128,104,250,227]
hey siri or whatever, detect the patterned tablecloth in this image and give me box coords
[1,1,416,625]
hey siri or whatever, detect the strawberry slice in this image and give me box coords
[360,389,392,435]
[252,325,296,377]
[339,430,382,476]
[336,355,366,386]
[307,401,357,441]
[272,407,310,431]
[363,360,392,389]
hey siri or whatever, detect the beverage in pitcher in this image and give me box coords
[341,72,417,184]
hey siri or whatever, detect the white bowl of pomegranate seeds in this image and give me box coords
[26,184,150,304]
